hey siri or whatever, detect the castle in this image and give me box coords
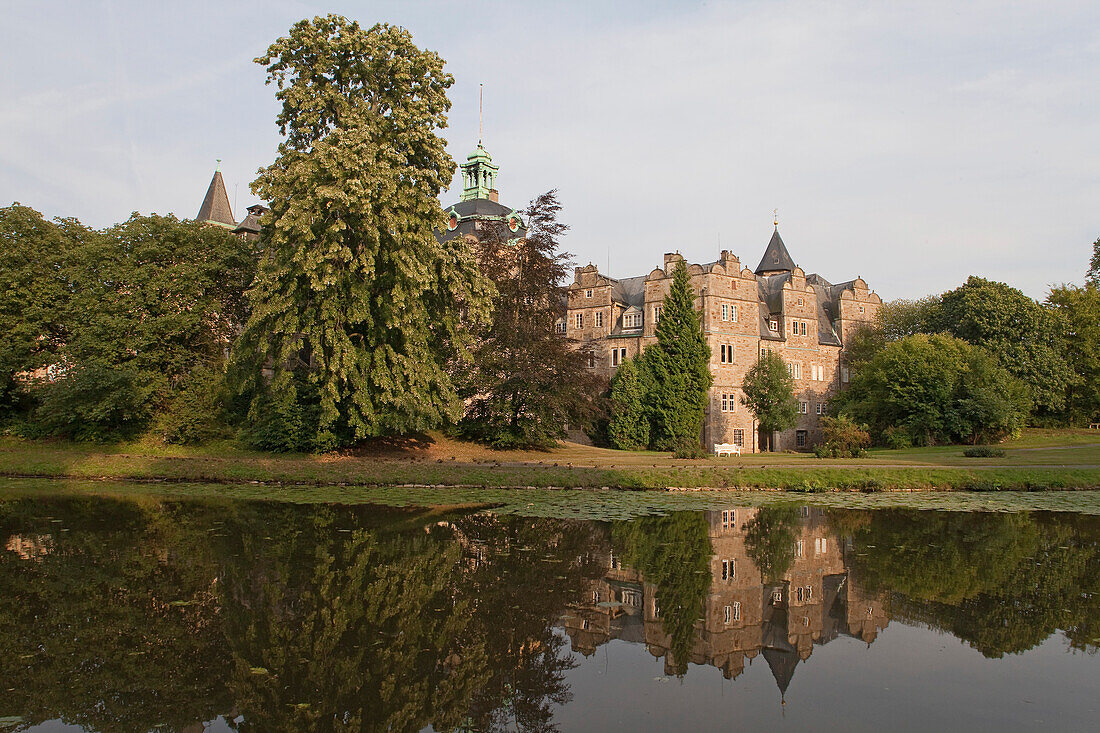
[196,143,881,453]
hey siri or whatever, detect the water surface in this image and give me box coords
[1,491,1098,731]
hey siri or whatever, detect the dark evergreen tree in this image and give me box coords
[235,16,492,450]
[458,191,602,449]
[644,257,712,456]
[607,356,650,450]
[739,351,797,451]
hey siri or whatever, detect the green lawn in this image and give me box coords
[0,429,1097,491]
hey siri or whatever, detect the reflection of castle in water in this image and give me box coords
[562,507,889,695]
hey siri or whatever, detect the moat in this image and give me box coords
[1,492,1098,731]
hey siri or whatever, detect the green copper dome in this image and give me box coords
[460,142,500,201]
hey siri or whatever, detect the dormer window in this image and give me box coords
[768,318,778,332]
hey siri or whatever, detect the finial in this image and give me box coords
[216,158,222,172]
[773,208,778,228]
[479,83,483,145]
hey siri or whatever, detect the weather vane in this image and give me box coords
[773,208,778,227]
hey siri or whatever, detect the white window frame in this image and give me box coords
[732,429,744,446]
[574,312,583,329]
[595,311,603,328]
[721,303,729,321]
[585,289,593,298]
[799,401,808,414]
[653,305,663,323]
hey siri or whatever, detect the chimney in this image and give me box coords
[488,189,499,203]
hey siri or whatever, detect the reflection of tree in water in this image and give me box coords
[452,514,609,732]
[216,503,490,731]
[744,506,801,583]
[843,509,1100,658]
[612,512,711,676]
[0,496,231,732]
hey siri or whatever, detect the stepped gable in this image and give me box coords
[196,168,236,228]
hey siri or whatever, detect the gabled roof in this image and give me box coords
[610,275,647,308]
[196,170,236,228]
[755,228,796,275]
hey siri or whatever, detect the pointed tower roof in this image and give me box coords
[755,228,796,275]
[196,167,236,228]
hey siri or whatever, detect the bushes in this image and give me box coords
[813,415,870,458]
[155,365,232,445]
[33,364,164,442]
[963,446,1006,458]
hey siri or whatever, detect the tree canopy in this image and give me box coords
[739,350,798,451]
[235,16,491,450]
[1047,283,1100,425]
[457,191,602,449]
[834,333,1030,445]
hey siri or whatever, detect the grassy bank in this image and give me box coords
[1,431,1097,491]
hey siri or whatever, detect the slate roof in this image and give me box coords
[440,197,527,242]
[610,275,647,308]
[232,204,267,236]
[755,229,796,274]
[196,170,236,228]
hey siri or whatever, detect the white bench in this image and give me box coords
[714,443,741,457]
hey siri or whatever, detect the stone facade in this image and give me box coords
[566,232,882,452]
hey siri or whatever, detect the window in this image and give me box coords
[594,311,603,328]
[721,510,735,529]
[593,590,600,603]
[719,393,734,412]
[555,319,566,334]
[841,366,850,383]
[798,297,804,306]
[582,618,590,630]
[574,313,583,329]
[721,303,730,321]
[724,605,732,625]
[610,347,626,367]
[773,591,784,603]
[788,362,801,380]
[653,598,661,618]
[721,393,728,412]
[585,289,593,298]
[624,312,642,329]
[732,601,741,621]
[815,537,827,554]
[732,429,744,446]
[797,587,805,603]
[859,305,865,314]
[805,585,813,601]
[722,559,735,580]
[811,364,823,381]
[796,430,807,447]
[720,344,733,364]
[800,321,808,336]
[799,506,810,518]
[796,540,804,558]
[815,402,823,415]
[799,401,808,414]
[768,318,779,332]
[653,305,663,323]
[587,354,596,369]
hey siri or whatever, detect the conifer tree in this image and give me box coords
[607,356,650,450]
[235,16,492,450]
[457,191,601,449]
[644,258,712,456]
[740,351,798,451]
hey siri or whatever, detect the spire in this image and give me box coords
[755,227,796,275]
[196,166,236,228]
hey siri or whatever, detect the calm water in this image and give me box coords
[1,494,1098,732]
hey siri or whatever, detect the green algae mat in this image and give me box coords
[4,477,1100,520]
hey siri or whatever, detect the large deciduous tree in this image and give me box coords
[1047,283,1100,425]
[236,16,491,451]
[739,350,798,452]
[834,333,1030,445]
[457,191,601,449]
[926,276,1070,418]
[1088,236,1100,286]
[644,258,712,456]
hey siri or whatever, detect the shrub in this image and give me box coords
[963,446,1006,458]
[814,415,871,458]
[882,425,912,450]
[33,364,164,442]
[156,365,232,445]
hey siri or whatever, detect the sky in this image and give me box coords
[1,0,1097,300]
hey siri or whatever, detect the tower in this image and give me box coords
[460,143,501,202]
